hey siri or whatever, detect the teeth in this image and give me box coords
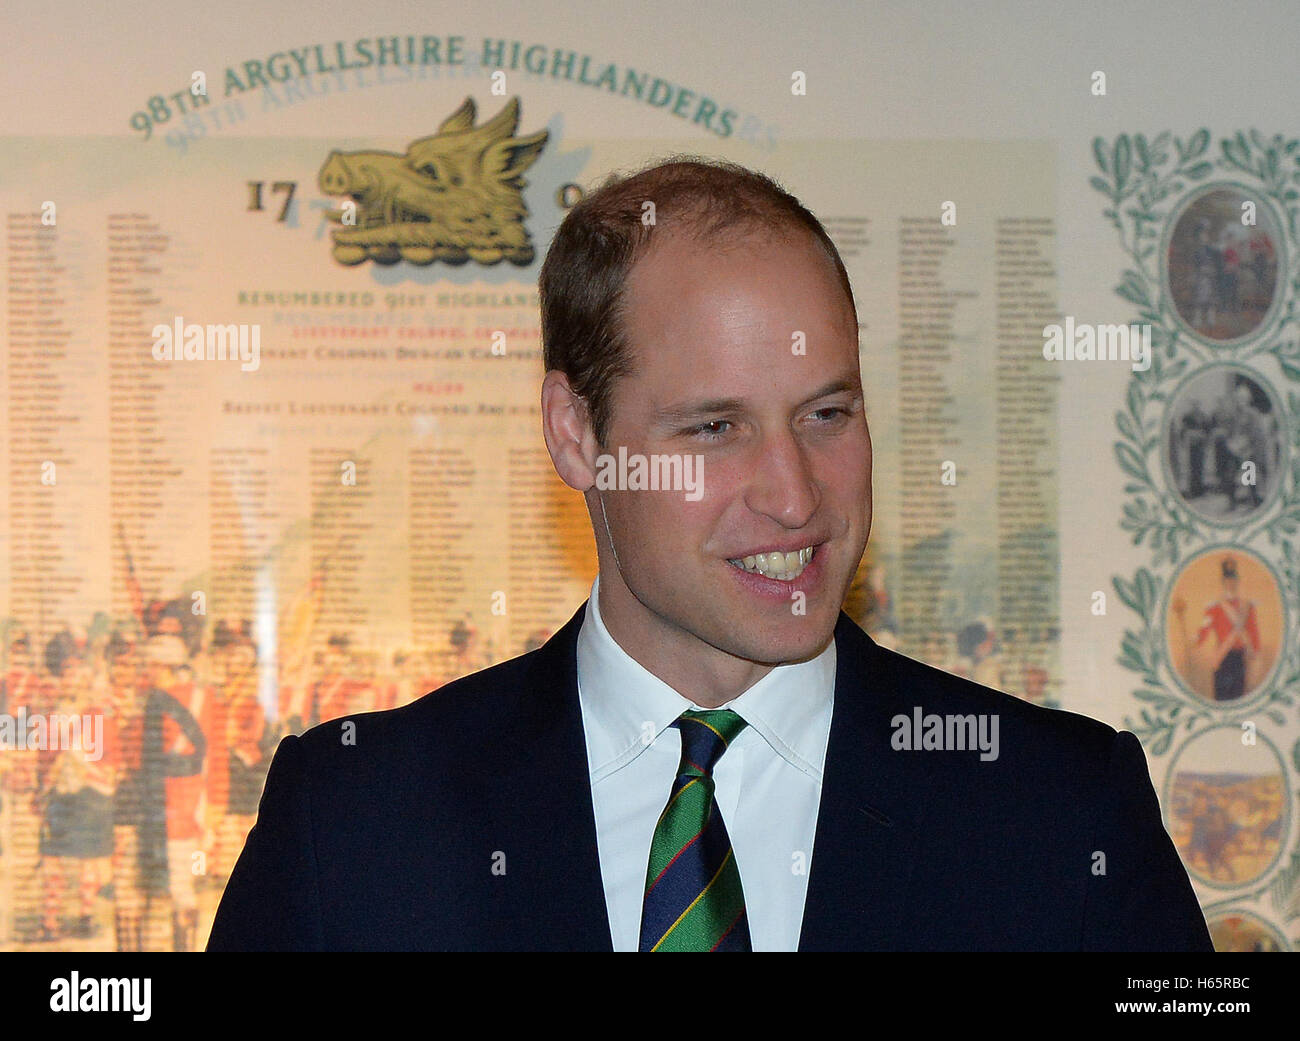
[727,545,816,581]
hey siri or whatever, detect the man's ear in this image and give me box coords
[541,369,599,492]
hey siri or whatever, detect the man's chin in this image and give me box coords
[711,614,839,666]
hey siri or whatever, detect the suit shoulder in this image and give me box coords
[290,642,555,766]
[873,641,1119,757]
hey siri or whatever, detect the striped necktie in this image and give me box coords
[639,709,751,952]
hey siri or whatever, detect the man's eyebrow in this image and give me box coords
[652,377,862,425]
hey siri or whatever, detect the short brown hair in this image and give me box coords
[539,155,857,448]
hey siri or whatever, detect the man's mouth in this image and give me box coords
[726,545,818,582]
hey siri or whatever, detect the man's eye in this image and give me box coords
[689,420,732,440]
[810,406,851,423]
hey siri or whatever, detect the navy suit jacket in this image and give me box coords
[207,602,1213,951]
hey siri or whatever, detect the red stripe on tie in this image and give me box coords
[645,826,706,894]
[710,908,746,951]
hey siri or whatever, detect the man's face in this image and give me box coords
[591,226,872,666]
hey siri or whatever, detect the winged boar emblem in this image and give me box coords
[318,96,548,266]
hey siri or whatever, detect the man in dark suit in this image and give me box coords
[208,156,1212,951]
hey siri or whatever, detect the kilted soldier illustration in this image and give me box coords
[150,634,211,952]
[1173,555,1261,702]
[105,633,148,952]
[37,634,113,941]
[130,635,206,951]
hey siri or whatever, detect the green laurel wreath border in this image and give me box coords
[1093,129,1300,757]
[1097,130,1300,929]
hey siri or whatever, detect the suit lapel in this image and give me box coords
[481,601,614,950]
[798,613,930,950]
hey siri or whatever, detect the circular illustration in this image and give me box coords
[1166,185,1282,343]
[1164,366,1286,524]
[1207,911,1287,952]
[1166,547,1285,704]
[1165,726,1288,888]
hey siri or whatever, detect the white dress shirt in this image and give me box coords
[575,574,836,951]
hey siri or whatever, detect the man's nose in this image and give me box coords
[742,429,820,527]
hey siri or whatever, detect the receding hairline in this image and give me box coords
[595,223,860,442]
[619,218,858,335]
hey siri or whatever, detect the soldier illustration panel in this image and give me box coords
[1163,367,1285,524]
[1165,186,1282,343]
[1166,548,1285,704]
[1165,727,1288,889]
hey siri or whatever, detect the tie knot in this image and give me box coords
[674,709,747,779]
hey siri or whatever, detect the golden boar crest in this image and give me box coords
[318,96,548,266]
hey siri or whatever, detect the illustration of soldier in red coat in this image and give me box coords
[1173,555,1261,702]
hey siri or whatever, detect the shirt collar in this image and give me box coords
[576,574,835,784]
